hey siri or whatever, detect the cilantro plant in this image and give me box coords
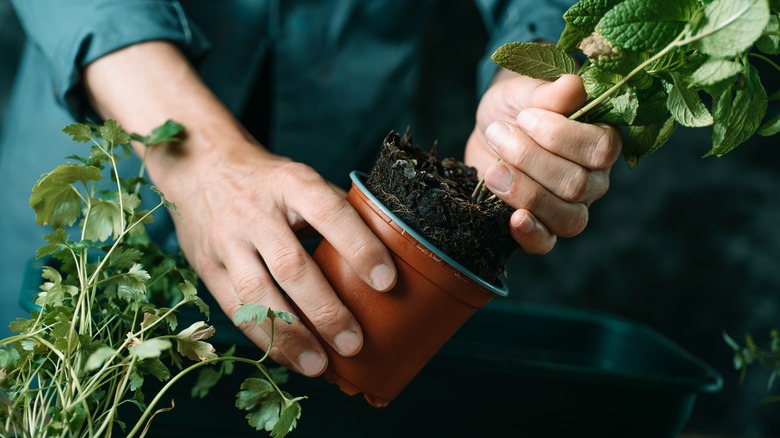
[491,0,779,167]
[0,121,303,437]
[724,331,780,404]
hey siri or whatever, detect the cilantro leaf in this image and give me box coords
[36,229,70,259]
[150,186,181,218]
[180,281,209,317]
[85,347,116,372]
[175,322,217,361]
[62,123,93,144]
[234,303,271,325]
[30,163,102,228]
[236,377,284,432]
[146,120,184,145]
[271,402,302,438]
[84,197,123,242]
[129,338,172,360]
[98,119,131,146]
[36,266,78,307]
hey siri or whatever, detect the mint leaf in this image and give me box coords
[758,113,780,136]
[688,59,741,90]
[633,88,669,126]
[665,74,713,127]
[30,163,102,228]
[557,0,626,52]
[609,87,639,124]
[62,123,93,144]
[710,63,768,156]
[581,65,622,97]
[491,42,577,81]
[597,0,699,52]
[624,118,676,167]
[686,0,771,57]
[756,14,780,54]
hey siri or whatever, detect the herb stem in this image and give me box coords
[126,356,265,438]
[570,32,686,121]
[749,52,780,73]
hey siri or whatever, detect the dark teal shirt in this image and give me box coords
[0,0,571,333]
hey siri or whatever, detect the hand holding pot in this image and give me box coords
[465,70,623,254]
[82,41,397,377]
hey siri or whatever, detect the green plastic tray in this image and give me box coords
[18,258,722,437]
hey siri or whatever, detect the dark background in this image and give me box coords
[2,1,778,436]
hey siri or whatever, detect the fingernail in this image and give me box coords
[485,121,511,152]
[370,264,395,291]
[334,330,362,356]
[298,351,326,376]
[517,110,538,134]
[485,164,513,194]
[516,212,536,234]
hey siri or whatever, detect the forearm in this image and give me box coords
[83,41,264,191]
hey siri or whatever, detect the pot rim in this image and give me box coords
[351,171,509,297]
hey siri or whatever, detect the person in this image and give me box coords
[0,1,621,378]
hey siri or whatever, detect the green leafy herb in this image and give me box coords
[724,330,780,404]
[0,120,303,437]
[491,0,780,167]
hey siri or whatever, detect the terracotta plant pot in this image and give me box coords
[309,171,508,407]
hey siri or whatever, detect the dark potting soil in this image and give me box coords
[365,129,516,282]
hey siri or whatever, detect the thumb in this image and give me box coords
[505,73,586,117]
[529,74,587,116]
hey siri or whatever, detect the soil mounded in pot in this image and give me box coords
[365,129,516,282]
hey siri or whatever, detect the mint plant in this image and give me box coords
[0,120,303,437]
[491,0,779,167]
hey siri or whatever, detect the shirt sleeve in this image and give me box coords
[473,0,574,96]
[10,0,209,118]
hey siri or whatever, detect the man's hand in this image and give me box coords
[465,70,622,254]
[84,41,397,377]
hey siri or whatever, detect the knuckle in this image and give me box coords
[305,302,347,331]
[508,139,536,171]
[560,204,589,237]
[518,186,540,210]
[345,237,372,261]
[590,127,621,170]
[560,167,590,203]
[309,194,349,227]
[233,274,268,303]
[269,247,309,286]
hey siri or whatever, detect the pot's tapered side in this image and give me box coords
[309,172,506,407]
